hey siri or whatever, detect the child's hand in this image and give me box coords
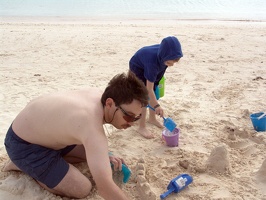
[155,104,164,117]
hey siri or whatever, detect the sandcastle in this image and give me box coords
[134,158,156,200]
[206,145,231,174]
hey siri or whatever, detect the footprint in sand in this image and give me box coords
[256,159,266,183]
[239,144,259,157]
[179,159,206,173]
[0,175,26,195]
[255,159,266,195]
[134,158,156,200]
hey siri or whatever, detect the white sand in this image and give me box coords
[0,18,266,200]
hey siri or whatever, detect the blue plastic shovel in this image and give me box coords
[160,174,193,199]
[111,163,131,183]
[147,104,177,132]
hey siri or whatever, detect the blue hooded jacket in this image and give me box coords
[129,36,183,87]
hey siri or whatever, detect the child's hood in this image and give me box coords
[158,36,183,63]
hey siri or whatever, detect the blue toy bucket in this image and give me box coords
[250,112,266,132]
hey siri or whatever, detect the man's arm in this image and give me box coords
[82,129,129,200]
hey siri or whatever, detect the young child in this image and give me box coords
[129,36,183,138]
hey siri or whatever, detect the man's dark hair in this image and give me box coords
[101,70,148,107]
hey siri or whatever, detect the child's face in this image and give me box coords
[164,58,180,66]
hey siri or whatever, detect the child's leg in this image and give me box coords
[148,108,164,128]
[137,107,154,139]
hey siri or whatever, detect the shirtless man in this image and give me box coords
[3,71,149,199]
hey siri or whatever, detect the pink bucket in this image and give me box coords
[162,128,180,147]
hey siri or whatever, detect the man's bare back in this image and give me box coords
[12,88,103,150]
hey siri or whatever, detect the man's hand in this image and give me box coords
[109,154,126,171]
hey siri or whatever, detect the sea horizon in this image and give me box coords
[0,0,266,22]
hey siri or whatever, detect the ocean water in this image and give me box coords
[0,0,265,21]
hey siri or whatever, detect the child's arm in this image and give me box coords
[146,80,164,117]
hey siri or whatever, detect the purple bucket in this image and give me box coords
[162,128,180,147]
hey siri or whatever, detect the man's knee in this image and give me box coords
[71,181,92,199]
[52,164,93,198]
[54,179,92,199]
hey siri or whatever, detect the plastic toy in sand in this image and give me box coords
[111,163,131,183]
[147,104,177,132]
[160,173,193,199]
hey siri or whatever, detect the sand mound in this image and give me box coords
[206,145,231,174]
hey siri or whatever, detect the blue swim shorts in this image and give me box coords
[4,124,76,188]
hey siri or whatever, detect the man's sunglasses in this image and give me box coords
[118,106,141,122]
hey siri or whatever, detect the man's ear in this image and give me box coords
[105,98,115,108]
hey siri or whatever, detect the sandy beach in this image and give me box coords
[0,18,266,200]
